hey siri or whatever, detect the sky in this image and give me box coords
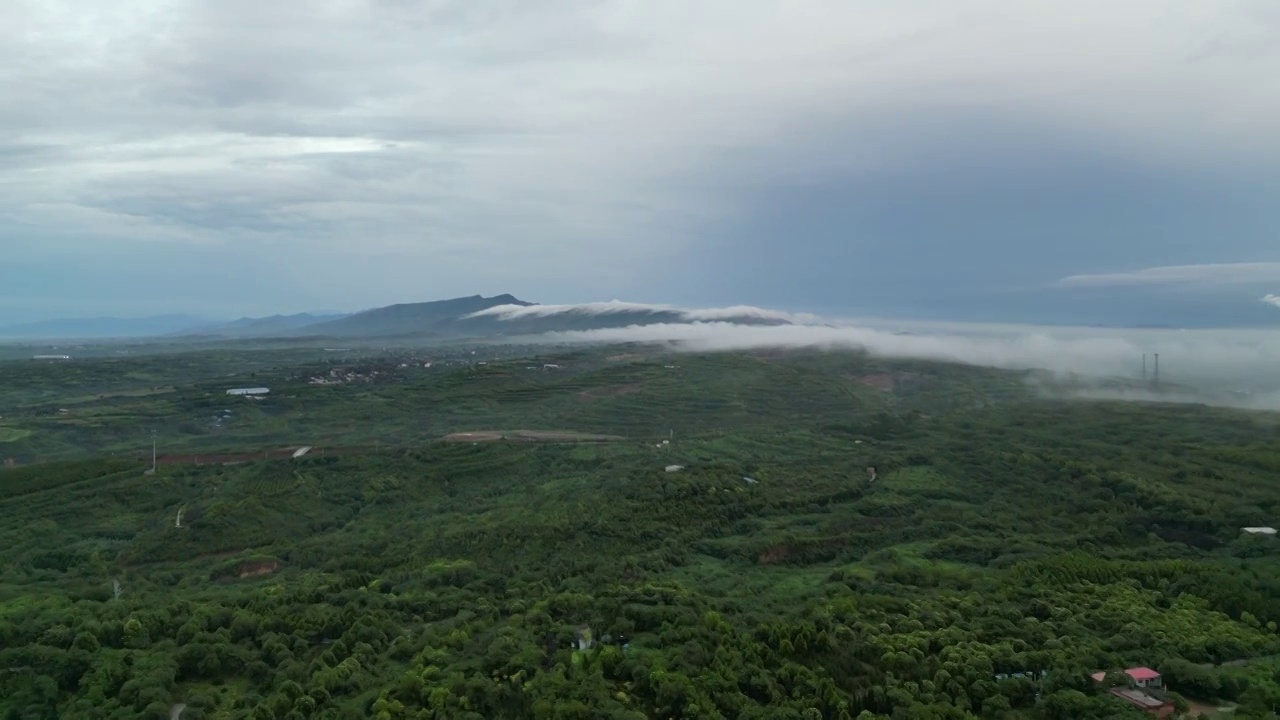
[4,0,1280,326]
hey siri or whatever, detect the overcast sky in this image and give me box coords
[4,1,1280,325]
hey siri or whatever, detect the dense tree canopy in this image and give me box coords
[1,347,1278,718]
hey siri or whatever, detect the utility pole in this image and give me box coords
[1153,353,1160,388]
[1142,354,1147,382]
[145,429,157,475]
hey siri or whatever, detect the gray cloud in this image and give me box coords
[5,1,1280,314]
[1057,263,1280,288]
[468,300,818,324]
[527,308,1280,406]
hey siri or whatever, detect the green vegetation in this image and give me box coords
[1,345,1278,719]
[0,427,32,443]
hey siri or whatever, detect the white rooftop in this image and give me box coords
[1242,527,1276,535]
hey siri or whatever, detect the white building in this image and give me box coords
[226,387,270,396]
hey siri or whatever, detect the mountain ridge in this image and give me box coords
[0,294,805,341]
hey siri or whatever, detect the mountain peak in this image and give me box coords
[487,293,531,306]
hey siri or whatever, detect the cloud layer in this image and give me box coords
[1057,263,1280,288]
[467,300,818,324]
[5,1,1280,321]
[511,304,1280,406]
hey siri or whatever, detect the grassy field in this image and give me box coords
[0,427,33,443]
[1,343,1279,719]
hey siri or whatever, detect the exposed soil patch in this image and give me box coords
[576,384,643,402]
[443,430,623,443]
[238,560,280,579]
[758,544,792,565]
[1185,698,1232,717]
[855,374,896,392]
[758,537,849,565]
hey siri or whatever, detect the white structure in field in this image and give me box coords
[226,387,270,396]
[1242,527,1276,535]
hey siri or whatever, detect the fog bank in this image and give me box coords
[530,316,1280,406]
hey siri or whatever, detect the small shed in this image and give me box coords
[1109,687,1174,716]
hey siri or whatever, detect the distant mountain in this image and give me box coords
[0,295,808,341]
[296,294,534,338]
[178,313,349,338]
[0,314,212,339]
[437,304,794,338]
[207,295,795,339]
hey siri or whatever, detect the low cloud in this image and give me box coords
[467,300,819,324]
[530,316,1280,408]
[1038,385,1280,413]
[1263,294,1280,309]
[1056,262,1280,288]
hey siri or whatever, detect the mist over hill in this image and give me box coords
[0,295,811,341]
[7,297,1280,407]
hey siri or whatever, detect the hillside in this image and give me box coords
[1,346,1279,719]
[244,296,797,340]
[4,296,810,341]
[178,313,349,338]
[290,294,533,338]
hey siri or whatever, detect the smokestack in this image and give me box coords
[1154,353,1160,387]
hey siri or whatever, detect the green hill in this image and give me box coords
[1,346,1279,719]
[297,294,532,338]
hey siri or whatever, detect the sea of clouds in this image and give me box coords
[478,301,1280,410]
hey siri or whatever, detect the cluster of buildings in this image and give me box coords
[307,367,382,385]
[1090,667,1174,716]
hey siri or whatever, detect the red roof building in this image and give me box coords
[1091,667,1163,689]
[1090,668,1171,715]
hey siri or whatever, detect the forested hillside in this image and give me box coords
[1,347,1278,719]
